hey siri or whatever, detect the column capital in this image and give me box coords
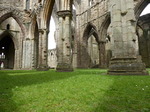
[57,10,72,17]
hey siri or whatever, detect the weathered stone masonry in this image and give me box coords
[0,0,149,75]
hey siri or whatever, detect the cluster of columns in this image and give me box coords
[56,1,73,72]
[36,29,49,71]
[22,0,148,75]
[108,0,148,75]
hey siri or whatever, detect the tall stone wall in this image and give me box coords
[0,0,149,74]
[75,0,109,68]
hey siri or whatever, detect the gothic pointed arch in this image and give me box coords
[41,0,55,29]
[0,11,26,37]
[99,13,111,41]
[83,23,99,43]
[134,0,150,19]
[30,14,39,39]
[79,23,100,68]
[0,31,17,69]
[0,30,19,50]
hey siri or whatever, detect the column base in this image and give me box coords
[36,66,49,71]
[108,57,149,75]
[56,63,73,72]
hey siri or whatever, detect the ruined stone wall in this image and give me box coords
[0,0,39,70]
[0,0,149,73]
[75,0,109,68]
[0,0,23,9]
[0,17,23,69]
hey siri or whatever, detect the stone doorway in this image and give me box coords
[81,23,100,68]
[0,34,15,69]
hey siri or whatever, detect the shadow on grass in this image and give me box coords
[0,71,16,112]
[94,75,150,112]
[0,70,76,111]
[1,69,150,112]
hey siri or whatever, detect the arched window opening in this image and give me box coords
[140,3,150,16]
[1,53,5,59]
[72,4,76,10]
[6,24,10,30]
[137,3,150,67]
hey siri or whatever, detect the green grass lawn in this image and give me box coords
[0,69,150,112]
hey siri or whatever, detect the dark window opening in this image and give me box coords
[7,24,10,30]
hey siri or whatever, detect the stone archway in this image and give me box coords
[37,0,73,71]
[0,32,16,69]
[0,8,26,37]
[34,0,55,70]
[99,13,111,68]
[134,0,150,19]
[79,23,100,68]
[136,3,150,68]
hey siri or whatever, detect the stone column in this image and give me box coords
[99,41,106,68]
[108,0,148,75]
[22,39,34,70]
[36,29,49,71]
[14,49,19,69]
[56,10,73,72]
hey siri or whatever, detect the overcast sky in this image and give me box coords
[48,17,56,49]
[48,4,150,49]
[140,4,150,16]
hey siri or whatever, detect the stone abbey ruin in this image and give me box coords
[0,0,150,75]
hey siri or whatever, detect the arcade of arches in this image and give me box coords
[0,0,150,75]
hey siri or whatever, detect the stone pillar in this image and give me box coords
[22,39,34,70]
[36,29,49,71]
[108,0,148,75]
[14,49,19,69]
[99,41,106,68]
[56,10,73,72]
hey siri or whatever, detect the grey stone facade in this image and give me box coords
[0,0,149,75]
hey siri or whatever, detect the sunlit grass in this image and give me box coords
[0,69,150,112]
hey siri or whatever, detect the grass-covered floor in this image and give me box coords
[0,69,150,112]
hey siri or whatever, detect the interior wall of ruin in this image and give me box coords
[75,0,109,68]
[0,0,149,73]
